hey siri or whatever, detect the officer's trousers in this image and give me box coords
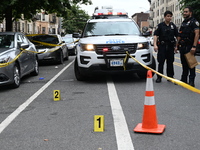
[157,44,174,78]
[179,45,196,83]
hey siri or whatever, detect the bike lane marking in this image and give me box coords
[0,60,75,134]
[107,77,135,150]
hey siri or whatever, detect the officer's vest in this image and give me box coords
[159,22,175,42]
[179,18,195,41]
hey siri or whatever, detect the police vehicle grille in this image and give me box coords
[95,43,137,55]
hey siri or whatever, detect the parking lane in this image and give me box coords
[0,60,74,134]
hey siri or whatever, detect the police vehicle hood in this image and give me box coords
[79,35,147,44]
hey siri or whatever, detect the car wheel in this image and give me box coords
[58,50,64,64]
[11,64,21,88]
[65,50,69,61]
[31,58,39,76]
[137,71,147,79]
[74,58,87,81]
[73,49,77,55]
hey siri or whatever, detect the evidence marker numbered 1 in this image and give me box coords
[53,90,61,101]
[94,115,104,132]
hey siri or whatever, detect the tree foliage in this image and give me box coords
[0,0,92,31]
[62,5,90,34]
[179,0,200,22]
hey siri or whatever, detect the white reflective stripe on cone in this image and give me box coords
[144,96,155,105]
[146,78,154,91]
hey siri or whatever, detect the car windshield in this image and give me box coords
[83,21,140,37]
[63,37,74,44]
[0,35,14,48]
[30,35,59,44]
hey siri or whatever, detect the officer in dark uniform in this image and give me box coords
[176,6,199,87]
[153,11,178,83]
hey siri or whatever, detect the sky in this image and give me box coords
[80,0,150,17]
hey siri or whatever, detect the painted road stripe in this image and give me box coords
[0,60,75,134]
[107,77,135,150]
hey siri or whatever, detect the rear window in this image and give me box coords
[83,21,140,37]
[62,37,74,43]
[29,35,59,44]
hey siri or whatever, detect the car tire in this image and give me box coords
[58,50,64,64]
[65,50,69,61]
[74,58,87,81]
[137,71,147,79]
[11,64,21,88]
[72,49,77,56]
[30,58,39,76]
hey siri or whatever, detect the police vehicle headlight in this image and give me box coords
[81,44,95,51]
[137,42,149,50]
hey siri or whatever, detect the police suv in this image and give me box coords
[73,7,156,81]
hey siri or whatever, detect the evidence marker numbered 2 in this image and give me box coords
[53,90,61,101]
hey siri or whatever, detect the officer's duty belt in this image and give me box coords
[160,41,174,45]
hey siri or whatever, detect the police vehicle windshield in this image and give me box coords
[83,21,140,37]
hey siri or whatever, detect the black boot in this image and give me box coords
[189,79,195,87]
[180,77,187,83]
[156,77,162,83]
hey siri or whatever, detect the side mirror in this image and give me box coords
[20,43,29,49]
[73,33,81,38]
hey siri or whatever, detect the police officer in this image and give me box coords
[176,6,199,87]
[153,11,178,83]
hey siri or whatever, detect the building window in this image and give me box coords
[42,27,45,34]
[52,28,56,34]
[22,23,24,32]
[28,24,31,33]
[17,22,20,32]
[42,13,45,21]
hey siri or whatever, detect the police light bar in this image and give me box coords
[93,12,127,16]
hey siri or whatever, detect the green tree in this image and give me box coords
[179,0,200,21]
[0,0,92,31]
[62,5,90,34]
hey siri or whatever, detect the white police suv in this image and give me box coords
[73,8,156,81]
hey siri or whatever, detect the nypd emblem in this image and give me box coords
[195,21,199,26]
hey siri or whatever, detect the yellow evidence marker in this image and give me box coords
[53,90,61,101]
[94,115,104,132]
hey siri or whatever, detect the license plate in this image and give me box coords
[110,59,123,67]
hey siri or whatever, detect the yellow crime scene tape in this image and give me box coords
[124,51,200,94]
[0,33,79,68]
[0,51,24,68]
[0,46,60,68]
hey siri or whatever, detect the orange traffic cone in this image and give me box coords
[134,70,165,134]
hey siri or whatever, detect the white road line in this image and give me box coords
[0,60,74,134]
[107,77,135,150]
